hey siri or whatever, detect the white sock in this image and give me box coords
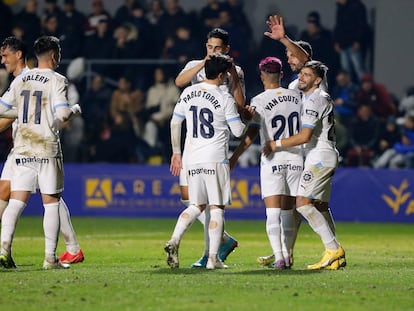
[208,208,224,258]
[171,205,201,244]
[280,209,295,258]
[59,198,80,254]
[296,204,339,250]
[1,199,26,255]
[43,202,60,259]
[202,208,210,256]
[321,209,336,235]
[266,208,283,261]
[0,199,8,220]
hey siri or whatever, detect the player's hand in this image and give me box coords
[264,15,286,41]
[70,104,82,115]
[240,105,255,123]
[262,140,276,157]
[170,153,182,176]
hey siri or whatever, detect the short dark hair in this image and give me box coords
[303,60,328,79]
[295,40,313,59]
[33,36,60,57]
[205,54,232,80]
[207,28,229,46]
[1,36,28,60]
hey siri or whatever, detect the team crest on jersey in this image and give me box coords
[305,109,318,117]
[302,171,314,183]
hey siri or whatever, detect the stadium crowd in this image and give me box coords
[1,0,413,168]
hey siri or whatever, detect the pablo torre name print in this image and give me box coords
[180,90,221,109]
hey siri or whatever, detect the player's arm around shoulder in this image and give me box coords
[175,59,205,88]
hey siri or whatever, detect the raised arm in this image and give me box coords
[264,15,310,64]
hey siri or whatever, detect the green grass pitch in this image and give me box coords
[1,217,413,311]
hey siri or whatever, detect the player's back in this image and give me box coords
[177,82,239,165]
[12,68,67,157]
[251,87,302,154]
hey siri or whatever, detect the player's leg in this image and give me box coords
[58,198,84,264]
[296,166,345,270]
[0,190,29,269]
[0,180,11,219]
[38,157,69,269]
[165,204,202,268]
[206,206,227,269]
[205,164,230,270]
[264,202,284,269]
[0,161,36,269]
[0,154,14,219]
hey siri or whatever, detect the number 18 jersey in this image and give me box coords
[172,82,244,165]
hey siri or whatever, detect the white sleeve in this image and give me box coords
[0,107,17,118]
[170,113,184,154]
[225,97,245,138]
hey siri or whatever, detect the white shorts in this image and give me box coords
[179,165,188,187]
[187,162,231,206]
[296,164,336,202]
[1,151,14,181]
[11,154,64,194]
[260,157,303,198]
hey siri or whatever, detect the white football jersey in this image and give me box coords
[0,68,69,157]
[301,88,337,152]
[180,59,246,96]
[250,87,302,162]
[172,82,244,165]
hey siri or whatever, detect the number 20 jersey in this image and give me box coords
[249,87,303,163]
[1,68,68,158]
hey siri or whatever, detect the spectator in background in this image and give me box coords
[216,8,248,69]
[142,66,180,160]
[0,0,13,41]
[113,0,141,29]
[334,0,370,83]
[42,14,62,38]
[163,25,202,66]
[375,116,401,162]
[373,114,414,169]
[398,85,414,121]
[331,69,359,127]
[146,0,166,58]
[80,75,112,161]
[300,11,338,88]
[83,19,114,76]
[346,104,381,167]
[356,73,396,120]
[128,2,152,56]
[159,0,189,38]
[13,0,42,59]
[222,0,252,45]
[59,0,86,60]
[84,0,112,37]
[200,0,225,33]
[42,0,64,27]
[110,75,144,137]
